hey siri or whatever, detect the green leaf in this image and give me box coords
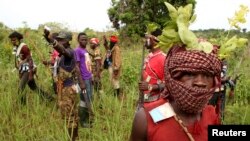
[164,2,178,20]
[198,41,213,53]
[146,23,159,34]
[218,35,248,59]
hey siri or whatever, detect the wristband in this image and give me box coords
[148,84,153,91]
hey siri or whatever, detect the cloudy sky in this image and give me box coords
[0,0,249,31]
[190,0,250,31]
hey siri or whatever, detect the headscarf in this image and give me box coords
[90,38,100,45]
[110,35,118,43]
[164,45,221,114]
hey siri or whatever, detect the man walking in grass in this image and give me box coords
[9,31,53,104]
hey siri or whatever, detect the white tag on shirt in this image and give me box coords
[146,76,151,82]
[149,102,175,123]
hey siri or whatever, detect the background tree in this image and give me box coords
[107,0,196,38]
[83,28,97,39]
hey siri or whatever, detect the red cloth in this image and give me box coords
[143,50,165,97]
[90,38,100,45]
[50,49,59,65]
[145,98,220,141]
[110,35,118,43]
[20,45,30,60]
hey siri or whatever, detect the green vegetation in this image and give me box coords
[0,25,250,140]
[107,0,196,39]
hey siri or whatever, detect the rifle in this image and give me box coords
[82,90,94,117]
[137,44,146,110]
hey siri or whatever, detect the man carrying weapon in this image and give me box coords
[137,28,166,108]
[44,29,81,141]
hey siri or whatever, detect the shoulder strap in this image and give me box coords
[16,43,26,57]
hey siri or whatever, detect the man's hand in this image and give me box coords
[43,29,53,43]
[42,60,49,66]
[80,83,86,91]
[229,90,234,99]
[113,69,119,76]
[139,81,149,91]
[28,72,33,81]
[103,35,107,42]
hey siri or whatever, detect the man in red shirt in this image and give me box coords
[130,45,221,141]
[138,28,166,107]
[9,31,53,104]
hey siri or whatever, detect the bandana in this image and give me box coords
[164,46,221,114]
[110,35,118,43]
[90,38,99,45]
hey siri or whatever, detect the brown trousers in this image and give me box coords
[58,85,79,128]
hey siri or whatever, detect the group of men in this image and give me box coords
[9,27,235,141]
[8,30,122,141]
[8,26,237,141]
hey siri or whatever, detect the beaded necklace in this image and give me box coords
[173,115,195,141]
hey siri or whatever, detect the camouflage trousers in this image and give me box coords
[58,85,79,128]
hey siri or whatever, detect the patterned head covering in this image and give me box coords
[90,38,100,45]
[164,45,221,114]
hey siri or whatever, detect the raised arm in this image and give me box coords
[103,35,109,50]
[52,43,72,58]
[43,29,72,58]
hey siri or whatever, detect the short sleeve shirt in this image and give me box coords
[74,46,92,80]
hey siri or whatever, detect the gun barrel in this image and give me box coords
[82,90,93,115]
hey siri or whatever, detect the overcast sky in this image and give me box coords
[190,0,250,31]
[0,0,249,31]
